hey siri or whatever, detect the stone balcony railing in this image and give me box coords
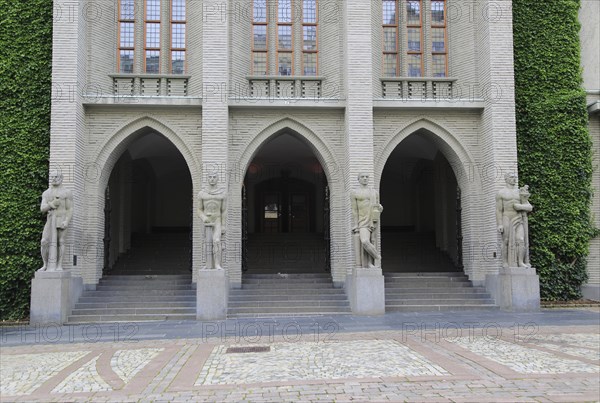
[110,74,190,96]
[246,76,324,100]
[381,77,457,100]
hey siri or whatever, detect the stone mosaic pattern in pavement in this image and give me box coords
[1,323,599,402]
[52,355,111,394]
[450,336,600,374]
[0,351,90,396]
[111,348,164,383]
[196,340,448,385]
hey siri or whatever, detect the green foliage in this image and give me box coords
[513,0,598,300]
[0,0,52,319]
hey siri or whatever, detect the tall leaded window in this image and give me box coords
[118,0,135,73]
[171,0,186,74]
[406,0,422,77]
[117,0,188,74]
[302,0,318,76]
[144,0,161,73]
[277,0,293,75]
[382,0,398,77]
[431,0,447,77]
[382,0,448,78]
[251,0,318,76]
[252,0,268,75]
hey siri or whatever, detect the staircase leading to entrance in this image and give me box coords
[246,233,327,273]
[228,273,351,317]
[109,232,191,275]
[68,274,196,323]
[385,272,497,311]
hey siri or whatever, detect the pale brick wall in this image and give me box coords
[588,112,600,288]
[48,0,522,296]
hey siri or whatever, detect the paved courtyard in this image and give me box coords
[1,309,599,402]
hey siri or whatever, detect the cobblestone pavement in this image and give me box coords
[1,310,599,402]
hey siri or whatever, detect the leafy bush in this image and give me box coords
[513,0,598,300]
[0,0,52,320]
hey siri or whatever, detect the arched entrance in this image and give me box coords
[243,132,329,274]
[104,131,193,275]
[380,131,461,273]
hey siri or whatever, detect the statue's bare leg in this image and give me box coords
[501,237,509,268]
[39,225,51,271]
[56,229,66,271]
[516,225,526,268]
[213,224,223,270]
[359,228,380,263]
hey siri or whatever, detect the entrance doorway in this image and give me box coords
[104,131,192,275]
[380,131,461,273]
[243,132,328,273]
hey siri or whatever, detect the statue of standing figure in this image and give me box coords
[496,172,533,268]
[198,173,227,270]
[350,173,383,268]
[39,170,73,271]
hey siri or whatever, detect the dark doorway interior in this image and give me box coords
[105,131,192,275]
[244,132,328,274]
[380,131,461,273]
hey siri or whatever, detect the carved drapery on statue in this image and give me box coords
[350,173,383,269]
[198,173,227,270]
[39,170,73,272]
[496,173,533,268]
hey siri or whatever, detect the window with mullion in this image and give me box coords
[277,0,293,76]
[252,0,268,75]
[171,0,186,74]
[431,0,447,77]
[118,0,135,73]
[144,0,161,73]
[302,0,318,76]
[382,0,398,77]
[406,0,423,77]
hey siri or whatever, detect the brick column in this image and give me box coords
[49,0,88,279]
[200,0,229,282]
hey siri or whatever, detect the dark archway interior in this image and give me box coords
[244,132,329,273]
[105,131,192,275]
[380,131,461,273]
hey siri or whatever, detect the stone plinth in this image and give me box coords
[486,267,540,311]
[30,270,81,324]
[347,267,385,316]
[196,269,228,320]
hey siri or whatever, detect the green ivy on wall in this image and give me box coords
[0,0,52,320]
[513,0,599,300]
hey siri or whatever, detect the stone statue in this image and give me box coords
[198,173,227,270]
[496,172,533,268]
[350,173,383,268]
[39,170,73,271]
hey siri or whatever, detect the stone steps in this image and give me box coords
[228,273,351,318]
[384,272,497,312]
[68,274,196,323]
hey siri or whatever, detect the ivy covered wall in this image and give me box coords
[0,0,52,320]
[513,0,598,300]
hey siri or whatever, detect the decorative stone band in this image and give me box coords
[381,77,457,100]
[109,74,191,97]
[246,76,324,100]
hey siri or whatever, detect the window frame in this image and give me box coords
[117,0,135,73]
[144,0,162,74]
[276,0,294,76]
[301,0,319,76]
[405,0,424,77]
[430,0,448,77]
[252,0,269,75]
[382,0,400,78]
[170,0,187,74]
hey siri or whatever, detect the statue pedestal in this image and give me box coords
[347,267,385,316]
[30,270,83,324]
[486,267,540,311]
[196,268,228,320]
